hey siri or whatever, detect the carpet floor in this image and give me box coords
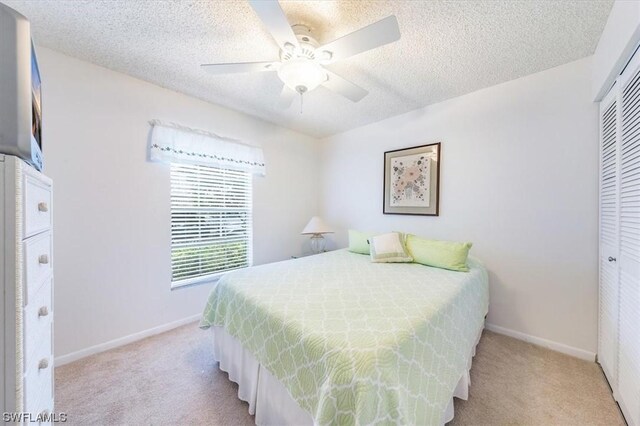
[55,323,624,425]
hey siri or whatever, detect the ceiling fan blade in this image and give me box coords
[200,61,279,74]
[318,15,400,63]
[249,0,300,51]
[322,70,368,102]
[278,85,297,108]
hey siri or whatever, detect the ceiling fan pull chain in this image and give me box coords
[300,91,303,114]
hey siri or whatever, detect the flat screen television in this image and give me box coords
[0,4,43,171]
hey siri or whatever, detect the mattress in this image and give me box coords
[200,249,489,425]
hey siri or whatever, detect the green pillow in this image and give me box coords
[369,232,413,263]
[406,235,472,272]
[348,230,374,255]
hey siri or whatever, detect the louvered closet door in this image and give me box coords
[617,49,640,426]
[599,85,620,391]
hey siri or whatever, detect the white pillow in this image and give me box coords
[369,232,413,263]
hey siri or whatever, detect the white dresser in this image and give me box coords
[1,154,54,421]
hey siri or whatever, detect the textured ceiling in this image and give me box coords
[4,0,613,138]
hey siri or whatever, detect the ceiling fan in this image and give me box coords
[201,0,401,108]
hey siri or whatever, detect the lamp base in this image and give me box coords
[310,234,325,254]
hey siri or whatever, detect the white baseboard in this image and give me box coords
[54,314,201,366]
[485,322,596,362]
[54,316,595,366]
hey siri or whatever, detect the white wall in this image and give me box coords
[320,57,599,356]
[592,0,640,100]
[38,48,321,360]
[40,45,599,360]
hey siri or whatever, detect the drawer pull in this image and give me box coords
[37,202,49,212]
[38,254,49,265]
[38,306,49,317]
[38,358,49,370]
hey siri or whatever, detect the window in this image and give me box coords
[170,163,252,287]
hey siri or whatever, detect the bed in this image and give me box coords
[200,249,489,425]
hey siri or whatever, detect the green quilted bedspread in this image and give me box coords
[200,249,489,425]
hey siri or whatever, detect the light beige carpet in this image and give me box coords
[55,324,624,425]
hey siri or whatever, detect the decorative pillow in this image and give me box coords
[369,232,413,263]
[405,235,472,272]
[348,230,374,255]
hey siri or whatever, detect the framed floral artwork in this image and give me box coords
[383,143,440,216]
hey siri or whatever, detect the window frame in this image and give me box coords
[169,162,253,289]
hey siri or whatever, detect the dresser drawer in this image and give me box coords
[23,173,52,239]
[23,371,53,423]
[29,399,54,426]
[24,232,52,303]
[23,332,53,417]
[24,280,52,369]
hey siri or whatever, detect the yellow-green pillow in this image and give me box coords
[406,235,472,272]
[348,229,374,255]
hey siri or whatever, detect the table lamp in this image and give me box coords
[301,216,333,254]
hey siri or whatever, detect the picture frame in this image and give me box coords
[383,142,441,216]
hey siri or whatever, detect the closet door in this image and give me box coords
[617,50,640,426]
[598,85,620,391]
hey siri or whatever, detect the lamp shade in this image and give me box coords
[301,216,333,235]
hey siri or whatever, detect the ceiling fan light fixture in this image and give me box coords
[277,58,327,93]
[201,0,401,105]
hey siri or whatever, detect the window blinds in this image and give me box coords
[170,163,252,286]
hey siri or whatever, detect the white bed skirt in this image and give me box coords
[211,325,482,425]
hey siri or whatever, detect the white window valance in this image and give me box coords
[148,120,266,176]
